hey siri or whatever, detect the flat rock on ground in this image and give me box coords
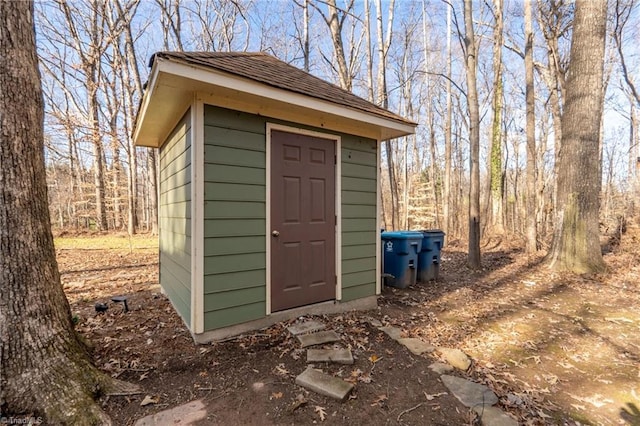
[440,375,498,408]
[307,348,354,364]
[437,347,472,370]
[295,367,354,401]
[134,399,207,426]
[287,320,326,336]
[473,406,519,426]
[297,330,341,348]
[397,338,435,355]
[429,362,454,375]
[378,326,403,341]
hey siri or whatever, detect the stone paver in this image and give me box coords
[429,362,454,375]
[307,348,354,364]
[135,399,207,426]
[437,347,472,370]
[397,338,435,355]
[440,375,498,408]
[365,317,383,327]
[295,367,354,401]
[287,320,326,336]
[378,326,403,341]
[297,330,341,347]
[473,406,519,426]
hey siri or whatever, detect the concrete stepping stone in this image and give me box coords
[473,406,518,426]
[363,317,383,327]
[378,326,403,341]
[287,320,326,336]
[397,338,435,355]
[135,399,206,425]
[437,347,472,370]
[295,367,354,401]
[440,375,498,408]
[297,330,341,348]
[307,348,354,364]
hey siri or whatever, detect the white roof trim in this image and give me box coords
[134,57,416,147]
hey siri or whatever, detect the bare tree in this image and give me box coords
[547,0,607,273]
[536,0,572,211]
[489,0,505,234]
[0,2,136,422]
[57,0,110,231]
[613,0,640,106]
[375,0,399,229]
[443,0,453,237]
[463,0,481,268]
[525,0,538,252]
[311,0,355,91]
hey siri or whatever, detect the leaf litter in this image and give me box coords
[56,229,640,425]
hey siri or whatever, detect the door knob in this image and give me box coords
[272,230,280,237]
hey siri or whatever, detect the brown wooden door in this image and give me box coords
[270,130,336,312]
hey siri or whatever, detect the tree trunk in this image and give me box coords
[546,0,607,273]
[489,0,504,234]
[326,0,351,91]
[303,0,310,72]
[111,132,122,230]
[375,0,397,229]
[463,0,481,268]
[90,88,108,231]
[443,1,452,237]
[0,3,133,423]
[525,0,537,253]
[148,149,159,235]
[364,0,375,102]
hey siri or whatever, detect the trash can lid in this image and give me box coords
[418,229,445,235]
[381,231,424,240]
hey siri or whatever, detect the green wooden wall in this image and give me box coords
[202,104,377,332]
[203,106,267,330]
[340,135,378,302]
[159,109,192,327]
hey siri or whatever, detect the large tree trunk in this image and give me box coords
[0,3,134,423]
[525,0,538,253]
[463,0,481,268]
[546,0,607,273]
[489,0,504,234]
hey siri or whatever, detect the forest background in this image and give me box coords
[37,0,640,251]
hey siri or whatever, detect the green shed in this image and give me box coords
[134,52,416,343]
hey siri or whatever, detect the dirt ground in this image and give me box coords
[55,228,640,425]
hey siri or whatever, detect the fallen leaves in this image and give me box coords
[140,395,158,406]
[370,394,387,407]
[314,405,327,421]
[368,354,382,363]
[288,394,307,413]
[274,363,289,376]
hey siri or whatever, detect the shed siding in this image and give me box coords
[202,105,377,331]
[159,109,192,326]
[340,136,378,302]
[203,106,267,329]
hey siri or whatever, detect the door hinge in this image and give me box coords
[334,154,337,165]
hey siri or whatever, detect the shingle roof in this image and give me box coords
[151,51,415,126]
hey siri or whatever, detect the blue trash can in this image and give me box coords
[417,230,445,282]
[381,231,423,288]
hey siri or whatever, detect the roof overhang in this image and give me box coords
[133,58,416,148]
